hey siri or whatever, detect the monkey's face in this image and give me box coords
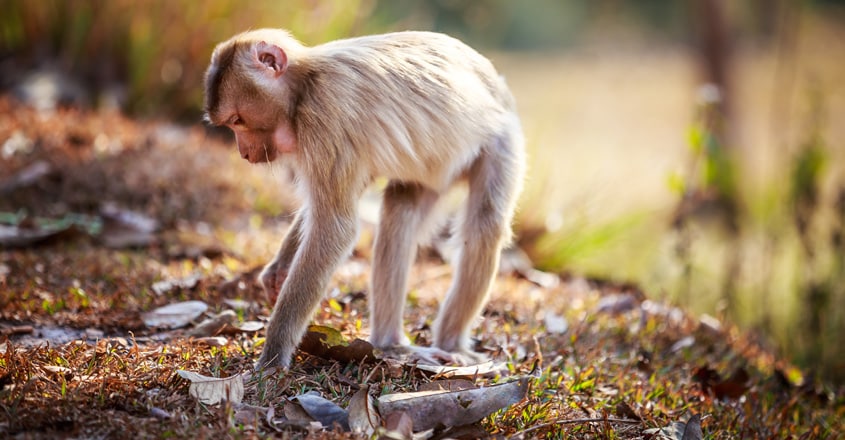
[204,37,297,164]
[226,112,297,164]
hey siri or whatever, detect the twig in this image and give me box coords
[514,417,641,436]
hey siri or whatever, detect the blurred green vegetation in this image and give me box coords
[1,0,844,383]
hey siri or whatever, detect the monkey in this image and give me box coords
[204,28,525,370]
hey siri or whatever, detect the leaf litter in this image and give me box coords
[0,97,843,438]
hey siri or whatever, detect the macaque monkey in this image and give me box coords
[204,29,525,369]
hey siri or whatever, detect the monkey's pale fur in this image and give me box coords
[205,29,525,369]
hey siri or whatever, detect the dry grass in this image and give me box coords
[0,97,842,438]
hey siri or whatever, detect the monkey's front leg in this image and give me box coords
[259,212,304,304]
[256,202,359,370]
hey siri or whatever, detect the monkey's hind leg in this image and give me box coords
[432,135,524,364]
[370,182,439,349]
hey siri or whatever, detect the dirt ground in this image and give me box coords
[1,97,842,438]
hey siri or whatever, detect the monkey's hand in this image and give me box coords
[381,345,488,367]
[258,263,288,305]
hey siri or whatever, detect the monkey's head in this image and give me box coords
[203,29,303,164]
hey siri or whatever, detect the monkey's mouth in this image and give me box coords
[245,147,277,164]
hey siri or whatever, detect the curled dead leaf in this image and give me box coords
[348,385,380,435]
[176,370,244,405]
[143,300,208,329]
[300,325,374,364]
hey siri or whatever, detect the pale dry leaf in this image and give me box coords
[412,360,506,378]
[233,405,267,429]
[149,407,171,419]
[670,335,696,353]
[543,310,569,334]
[378,377,530,431]
[143,300,208,328]
[348,385,379,435]
[176,370,244,405]
[284,400,315,423]
[222,298,253,310]
[234,320,264,332]
[150,275,201,296]
[193,336,228,347]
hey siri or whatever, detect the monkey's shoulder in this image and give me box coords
[317,31,485,61]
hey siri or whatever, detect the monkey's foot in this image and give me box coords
[380,344,488,366]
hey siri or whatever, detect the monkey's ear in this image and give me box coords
[253,41,288,78]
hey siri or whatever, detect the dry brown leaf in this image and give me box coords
[176,370,244,405]
[348,385,380,435]
[299,325,375,364]
[381,411,414,440]
[283,400,315,423]
[186,310,237,337]
[378,377,530,431]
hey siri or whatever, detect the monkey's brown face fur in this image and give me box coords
[204,34,297,164]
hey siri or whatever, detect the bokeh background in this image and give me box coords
[2,0,844,383]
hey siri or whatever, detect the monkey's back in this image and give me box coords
[294,31,522,191]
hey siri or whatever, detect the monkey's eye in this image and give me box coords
[229,116,244,127]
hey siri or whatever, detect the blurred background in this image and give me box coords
[1,0,844,382]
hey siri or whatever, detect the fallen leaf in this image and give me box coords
[412,360,506,378]
[292,392,350,431]
[150,407,171,419]
[186,310,237,337]
[681,413,703,440]
[670,335,696,353]
[382,411,414,439]
[596,293,638,315]
[543,311,569,334]
[99,204,158,248]
[299,325,374,364]
[177,370,244,405]
[151,274,202,296]
[284,400,315,423]
[233,404,267,429]
[614,400,641,421]
[143,300,208,329]
[100,203,158,232]
[644,412,701,440]
[222,298,253,310]
[348,385,379,435]
[378,377,530,431]
[0,223,77,248]
[233,321,264,332]
[0,160,52,193]
[193,336,228,347]
[42,365,73,380]
[693,366,750,399]
[643,421,685,440]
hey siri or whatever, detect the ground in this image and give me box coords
[0,98,842,438]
